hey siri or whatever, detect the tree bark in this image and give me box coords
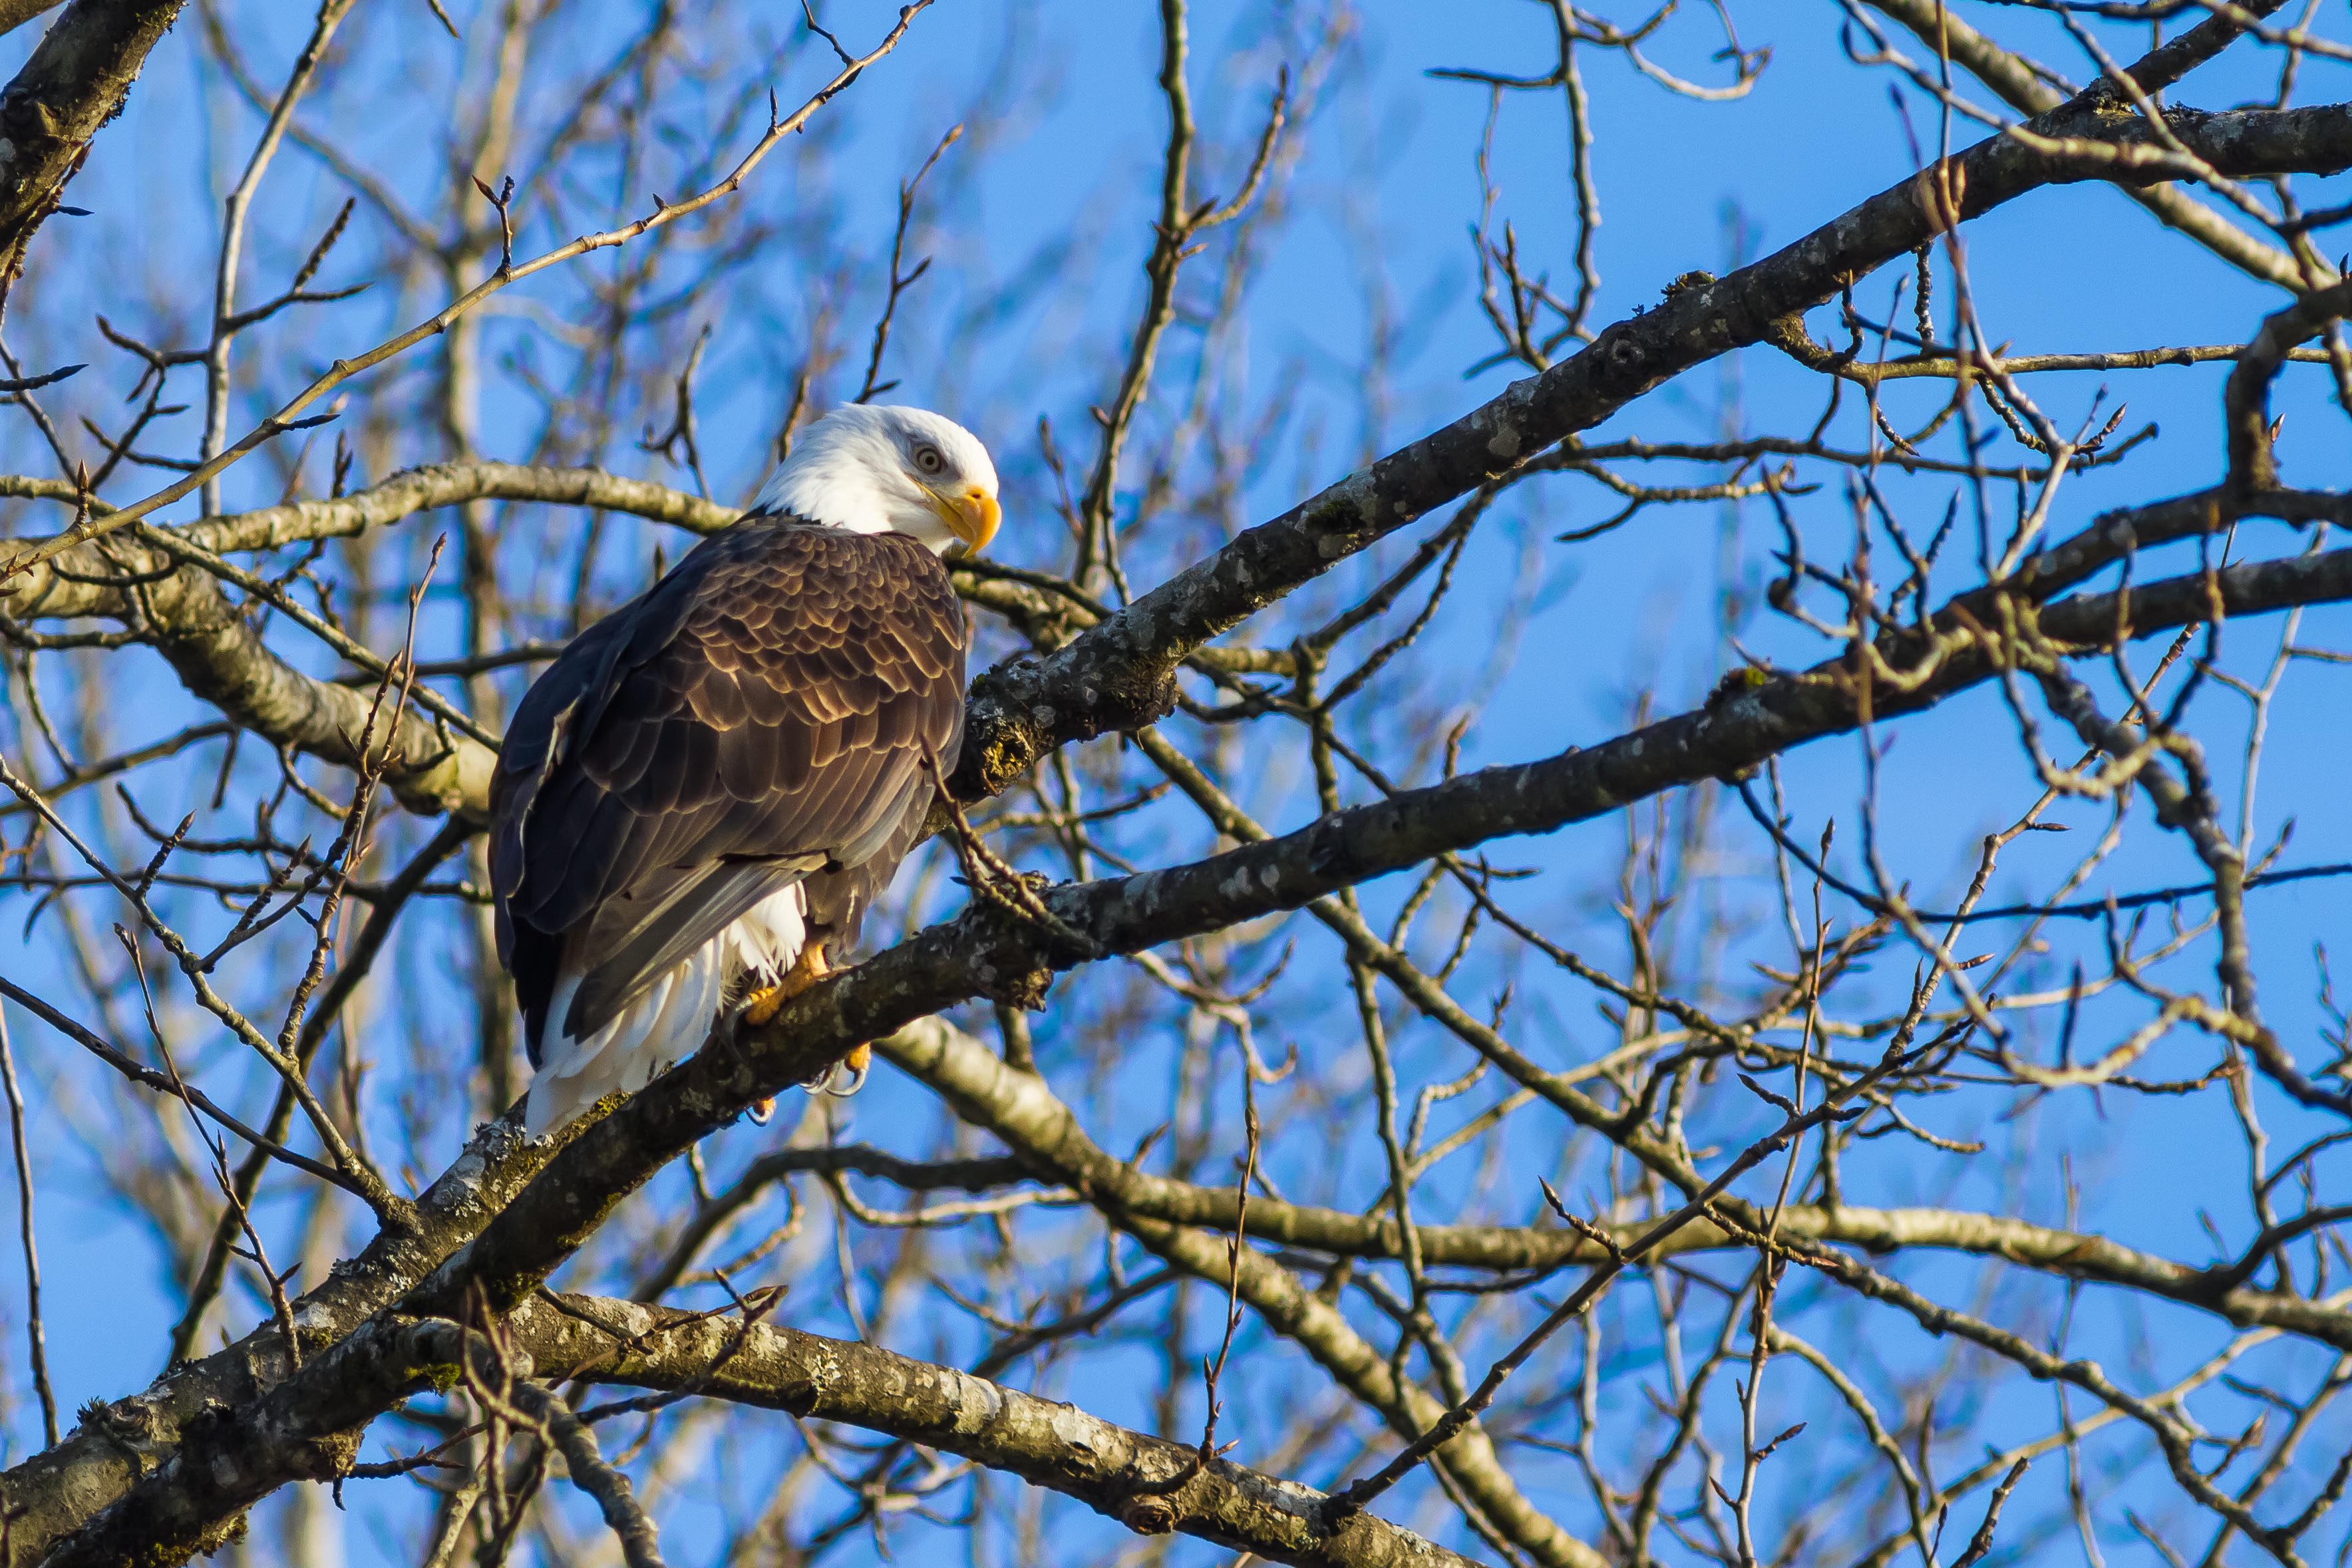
[0,0,185,271]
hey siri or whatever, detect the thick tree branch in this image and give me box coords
[947,99,2352,804]
[0,460,740,623]
[0,3,63,40]
[31,1314,495,1567]
[71,555,494,814]
[0,0,186,275]
[0,3,63,39]
[1861,0,2308,286]
[0,1116,560,1561]
[872,1019,1607,1568]
[506,1291,1490,1567]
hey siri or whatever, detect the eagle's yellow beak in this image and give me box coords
[935,485,1000,556]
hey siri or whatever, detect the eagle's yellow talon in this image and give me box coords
[844,1041,872,1076]
[742,985,788,1027]
[741,944,832,1029]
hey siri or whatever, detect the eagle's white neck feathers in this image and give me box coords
[749,404,997,556]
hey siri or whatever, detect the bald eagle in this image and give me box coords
[490,404,1000,1137]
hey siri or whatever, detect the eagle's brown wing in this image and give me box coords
[490,521,965,1058]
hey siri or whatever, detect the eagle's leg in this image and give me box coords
[737,945,874,1109]
[741,944,834,1124]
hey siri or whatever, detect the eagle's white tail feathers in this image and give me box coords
[524,884,809,1137]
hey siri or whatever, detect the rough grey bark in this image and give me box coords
[510,1291,1492,1568]
[0,1116,560,1562]
[1860,0,2307,286]
[29,1315,488,1567]
[0,0,185,271]
[0,2,65,40]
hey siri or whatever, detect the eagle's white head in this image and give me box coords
[749,404,1000,556]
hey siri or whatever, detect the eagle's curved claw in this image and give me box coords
[802,1041,872,1098]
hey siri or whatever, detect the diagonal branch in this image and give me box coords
[440,506,2352,1338]
[874,1020,1604,1568]
[946,98,2352,805]
[1861,0,2309,286]
[0,0,188,279]
[507,1290,1494,1568]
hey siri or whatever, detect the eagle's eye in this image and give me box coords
[913,444,946,476]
